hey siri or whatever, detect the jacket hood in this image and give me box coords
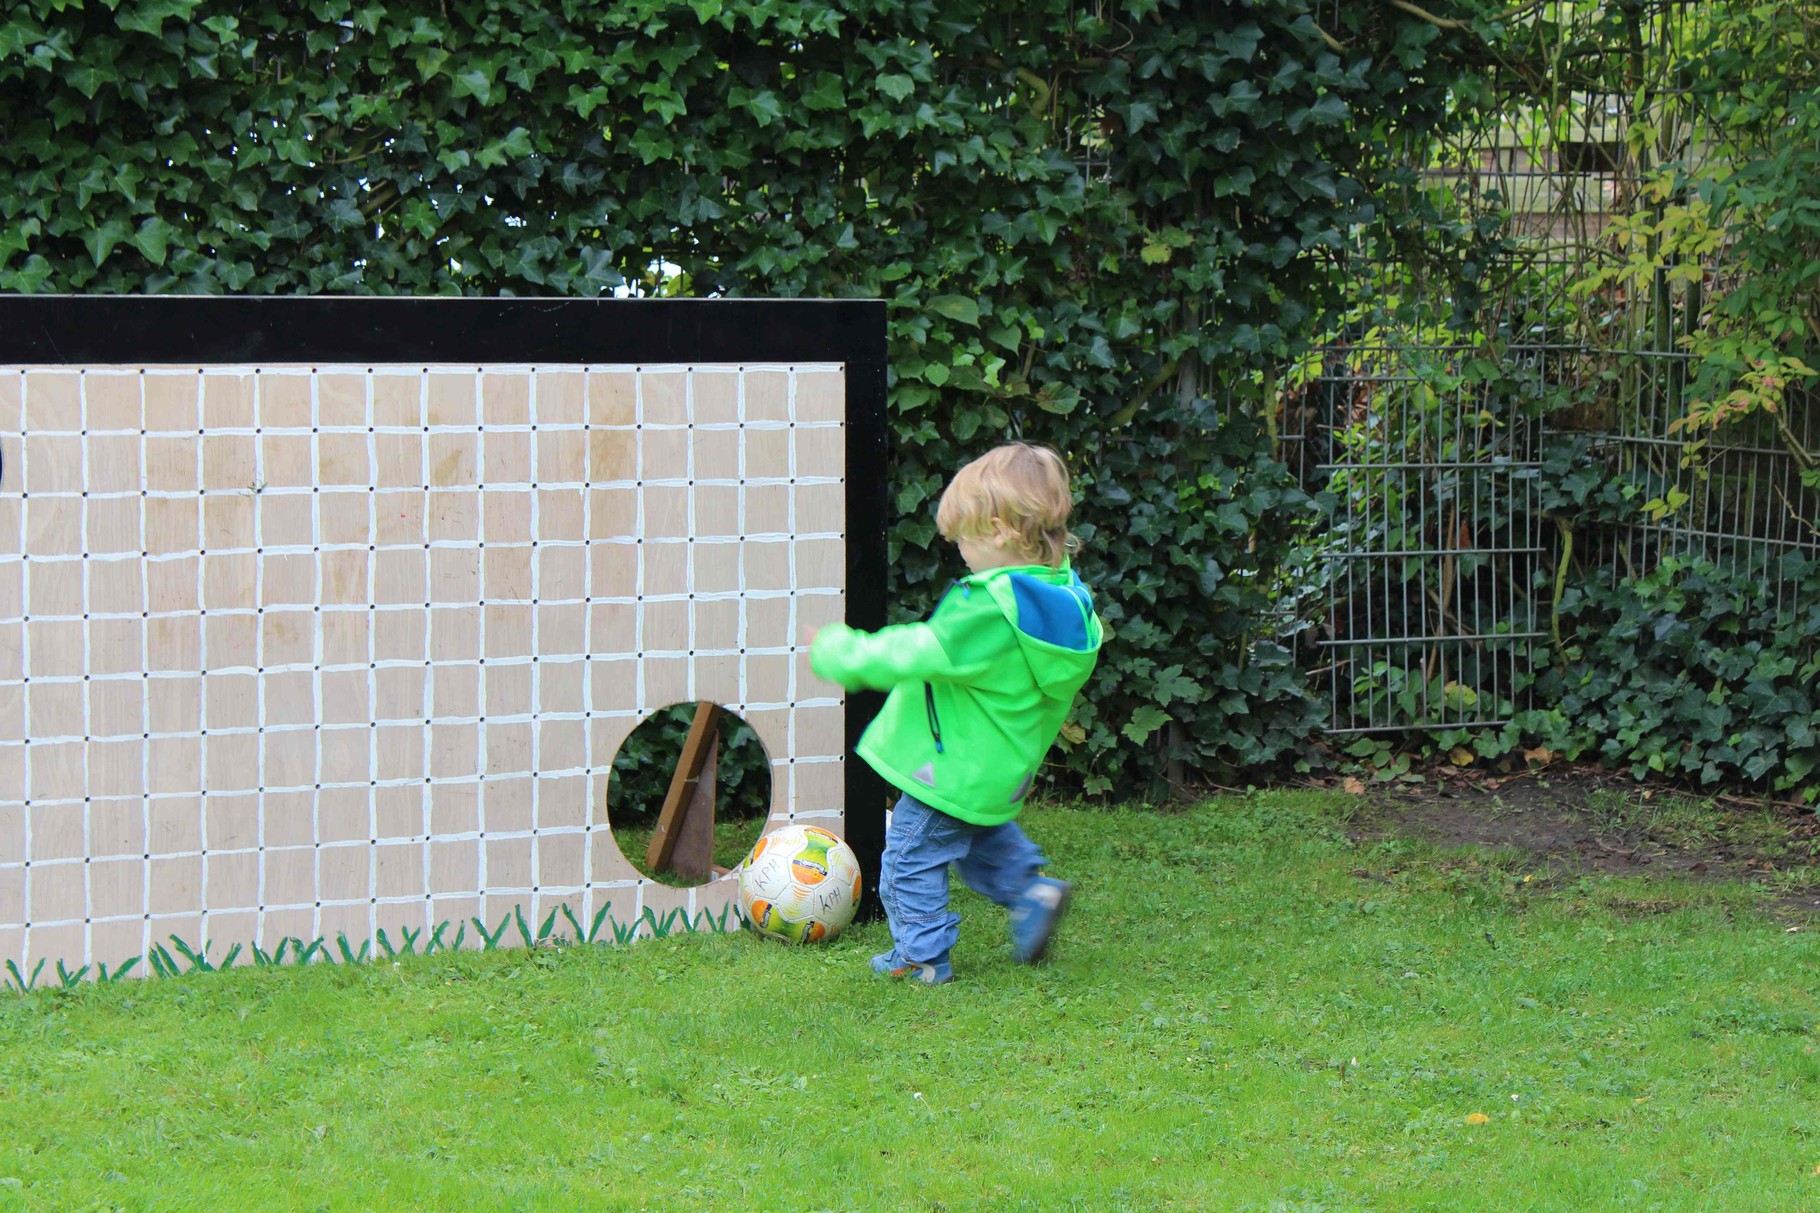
[979,564,1104,696]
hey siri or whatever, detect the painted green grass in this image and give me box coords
[1,791,1817,1211]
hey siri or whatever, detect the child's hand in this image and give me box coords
[802,624,822,648]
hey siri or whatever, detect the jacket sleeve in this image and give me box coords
[809,592,1017,691]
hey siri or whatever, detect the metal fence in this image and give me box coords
[1290,0,1815,734]
[1597,376,1820,609]
[1285,342,1549,734]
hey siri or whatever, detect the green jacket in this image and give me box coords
[809,562,1103,826]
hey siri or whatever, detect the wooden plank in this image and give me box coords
[668,739,717,884]
[646,703,722,874]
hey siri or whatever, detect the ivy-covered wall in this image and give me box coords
[0,0,1471,799]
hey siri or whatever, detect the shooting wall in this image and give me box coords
[0,298,887,980]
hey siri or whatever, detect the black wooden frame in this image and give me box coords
[0,296,891,916]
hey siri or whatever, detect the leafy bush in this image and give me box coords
[1064,399,1327,797]
[0,0,1474,797]
[1527,552,1820,796]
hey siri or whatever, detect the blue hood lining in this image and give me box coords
[1007,571,1097,653]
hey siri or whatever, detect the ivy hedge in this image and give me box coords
[1518,433,1820,799]
[0,0,1473,800]
[1535,554,1820,794]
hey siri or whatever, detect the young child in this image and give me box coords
[808,442,1104,984]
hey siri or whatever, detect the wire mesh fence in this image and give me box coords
[1287,338,1550,734]
[1596,376,1820,610]
[1291,0,1814,733]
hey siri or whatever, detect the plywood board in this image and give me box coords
[0,363,849,977]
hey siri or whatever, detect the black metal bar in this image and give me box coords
[839,311,890,921]
[0,296,885,368]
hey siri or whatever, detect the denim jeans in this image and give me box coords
[878,792,1048,965]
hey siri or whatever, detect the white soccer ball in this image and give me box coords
[737,824,862,944]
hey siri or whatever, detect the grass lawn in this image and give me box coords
[2,791,1817,1212]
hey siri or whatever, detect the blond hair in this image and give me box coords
[935,442,1077,568]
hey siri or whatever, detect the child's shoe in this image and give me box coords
[870,950,953,985]
[1010,876,1071,964]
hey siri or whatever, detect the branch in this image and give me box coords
[1109,358,1181,428]
[1551,515,1573,654]
[1491,0,1552,25]
[1776,483,1820,542]
[360,182,403,223]
[1768,403,1817,472]
[1328,0,1541,61]
[981,55,1058,117]
[1387,0,1473,31]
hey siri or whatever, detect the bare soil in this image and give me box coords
[1337,764,1820,919]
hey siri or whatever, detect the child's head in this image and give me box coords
[936,442,1077,571]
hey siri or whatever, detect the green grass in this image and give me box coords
[2,791,1818,1211]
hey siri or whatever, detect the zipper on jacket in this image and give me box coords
[920,580,960,756]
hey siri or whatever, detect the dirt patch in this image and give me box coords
[1339,764,1820,918]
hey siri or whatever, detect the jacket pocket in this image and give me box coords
[923,682,944,754]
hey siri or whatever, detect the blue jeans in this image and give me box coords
[878,792,1048,965]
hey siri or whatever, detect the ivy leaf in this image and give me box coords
[742,89,783,127]
[476,126,534,168]
[131,216,177,267]
[628,128,674,164]
[1215,24,1264,61]
[575,246,622,291]
[414,47,450,81]
[0,217,38,262]
[67,61,118,97]
[895,383,934,411]
[117,0,196,38]
[928,295,979,327]
[946,363,988,392]
[1307,93,1349,126]
[1123,99,1160,133]
[1,254,54,292]
[877,74,914,102]
[451,68,495,104]
[1122,705,1171,744]
[802,72,846,111]
[1153,665,1204,707]
[83,217,134,267]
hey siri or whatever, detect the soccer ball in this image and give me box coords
[737,824,862,944]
